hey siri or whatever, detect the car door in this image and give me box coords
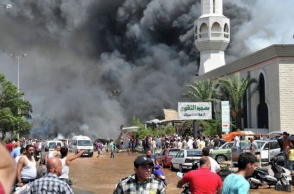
[160,149,166,163]
[269,141,281,159]
[173,150,184,170]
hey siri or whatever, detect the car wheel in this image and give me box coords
[179,164,183,172]
[216,155,227,164]
[162,161,166,168]
[170,163,174,171]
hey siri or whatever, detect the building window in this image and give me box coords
[213,0,215,13]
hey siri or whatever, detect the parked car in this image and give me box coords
[210,141,248,164]
[232,139,282,166]
[255,140,281,162]
[156,148,180,168]
[170,149,202,172]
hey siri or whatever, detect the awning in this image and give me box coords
[163,109,179,121]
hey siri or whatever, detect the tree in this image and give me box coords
[216,73,258,131]
[183,79,219,103]
[183,79,220,136]
[0,74,33,139]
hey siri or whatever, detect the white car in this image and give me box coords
[170,149,202,172]
[254,140,281,162]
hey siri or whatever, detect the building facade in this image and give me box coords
[193,1,294,134]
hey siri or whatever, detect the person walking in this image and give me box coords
[110,140,115,158]
[96,141,102,158]
[113,155,165,193]
[177,156,222,194]
[222,152,257,194]
[29,157,73,193]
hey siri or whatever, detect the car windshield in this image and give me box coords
[78,140,92,146]
[48,142,56,149]
[187,150,202,157]
[255,141,266,149]
[168,150,180,156]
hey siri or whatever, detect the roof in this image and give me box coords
[163,109,179,121]
[195,44,294,81]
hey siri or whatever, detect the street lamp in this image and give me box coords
[10,54,27,139]
[0,4,12,9]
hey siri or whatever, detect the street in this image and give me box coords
[69,151,294,194]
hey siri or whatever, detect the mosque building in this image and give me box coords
[194,0,294,134]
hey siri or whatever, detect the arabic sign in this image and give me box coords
[221,101,230,132]
[178,102,212,120]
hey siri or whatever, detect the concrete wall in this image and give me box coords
[279,60,294,134]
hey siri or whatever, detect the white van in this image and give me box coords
[42,140,63,152]
[71,135,94,157]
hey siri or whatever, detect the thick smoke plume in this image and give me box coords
[0,0,293,139]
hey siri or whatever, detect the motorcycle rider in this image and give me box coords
[222,152,257,194]
[177,156,222,194]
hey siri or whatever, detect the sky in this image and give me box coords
[0,0,293,139]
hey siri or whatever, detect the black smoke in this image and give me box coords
[1,0,291,138]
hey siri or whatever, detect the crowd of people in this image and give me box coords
[0,137,84,193]
[1,131,293,194]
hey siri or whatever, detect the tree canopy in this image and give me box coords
[0,74,32,139]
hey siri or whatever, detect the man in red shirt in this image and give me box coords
[5,139,14,153]
[177,156,222,194]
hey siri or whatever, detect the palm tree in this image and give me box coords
[183,79,220,135]
[183,78,219,103]
[216,73,258,131]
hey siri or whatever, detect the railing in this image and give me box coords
[211,32,222,37]
[198,32,209,38]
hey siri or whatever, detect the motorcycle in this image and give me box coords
[247,156,291,189]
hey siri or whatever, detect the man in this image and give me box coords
[59,146,85,185]
[234,135,240,149]
[17,145,37,187]
[222,152,257,194]
[282,132,293,169]
[113,155,165,194]
[11,139,21,158]
[214,136,221,150]
[15,147,26,167]
[29,157,73,193]
[202,147,221,173]
[0,143,15,194]
[110,139,115,158]
[48,145,61,159]
[5,139,14,153]
[177,156,222,194]
[248,137,258,154]
[96,141,102,158]
[146,149,153,158]
[39,146,49,167]
[199,137,206,149]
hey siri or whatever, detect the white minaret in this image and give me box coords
[195,0,230,75]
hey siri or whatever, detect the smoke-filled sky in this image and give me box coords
[0,0,293,139]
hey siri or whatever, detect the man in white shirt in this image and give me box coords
[234,135,240,149]
[202,147,221,173]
